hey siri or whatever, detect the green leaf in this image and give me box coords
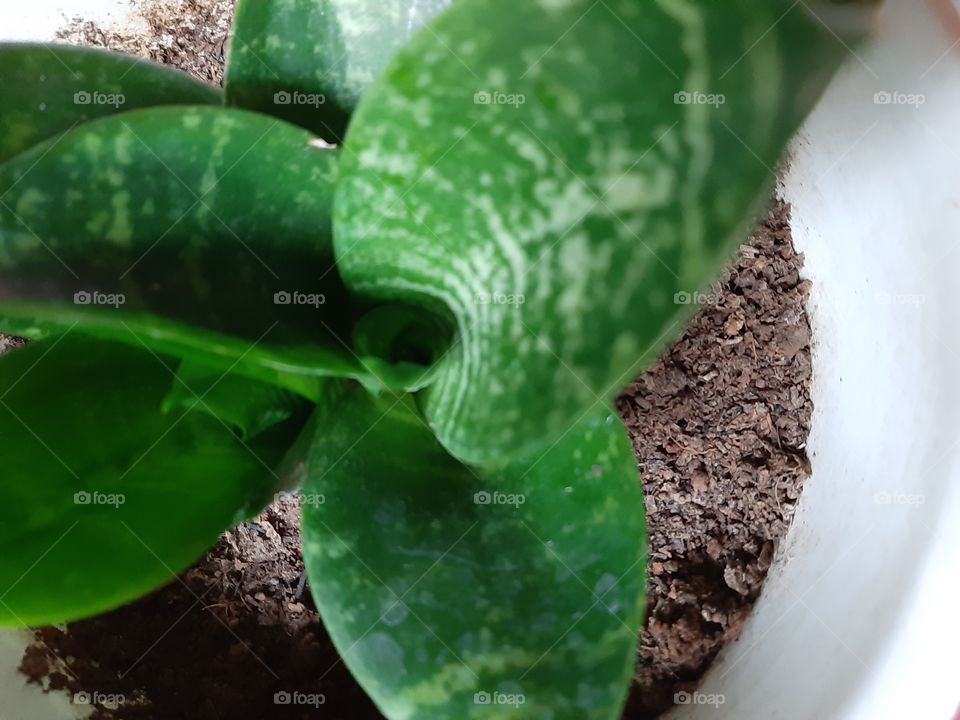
[225,0,452,141]
[333,0,853,464]
[0,304,435,400]
[352,304,453,369]
[162,360,310,440]
[0,335,298,626]
[301,383,646,720]
[0,105,342,344]
[0,105,431,397]
[0,43,221,164]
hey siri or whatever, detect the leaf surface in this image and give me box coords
[0,336,297,626]
[162,360,310,440]
[301,383,646,720]
[225,0,452,140]
[0,105,430,396]
[334,0,851,463]
[0,43,221,164]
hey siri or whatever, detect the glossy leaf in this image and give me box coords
[301,383,646,720]
[0,105,431,396]
[162,361,310,440]
[0,43,221,164]
[0,336,298,626]
[0,304,435,399]
[352,304,453,369]
[225,0,452,141]
[334,0,852,464]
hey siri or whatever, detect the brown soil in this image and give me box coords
[57,0,236,85]
[619,201,813,717]
[20,497,378,719]
[17,5,814,719]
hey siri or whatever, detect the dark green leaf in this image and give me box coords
[301,383,646,720]
[162,361,310,440]
[333,0,853,463]
[0,305,434,399]
[225,0,452,141]
[0,43,221,164]
[352,304,453,369]
[0,105,430,396]
[0,336,298,626]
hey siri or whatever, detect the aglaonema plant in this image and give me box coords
[0,1,859,717]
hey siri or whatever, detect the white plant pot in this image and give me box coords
[2,0,141,42]
[1,1,958,719]
[672,2,960,718]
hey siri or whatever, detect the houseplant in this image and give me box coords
[0,1,861,717]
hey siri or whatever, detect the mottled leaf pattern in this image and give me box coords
[0,2,862,717]
[0,106,431,395]
[0,106,342,343]
[301,383,646,720]
[225,0,452,140]
[334,0,849,463]
[0,43,221,164]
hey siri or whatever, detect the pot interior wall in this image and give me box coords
[671,2,960,718]
[3,0,138,41]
